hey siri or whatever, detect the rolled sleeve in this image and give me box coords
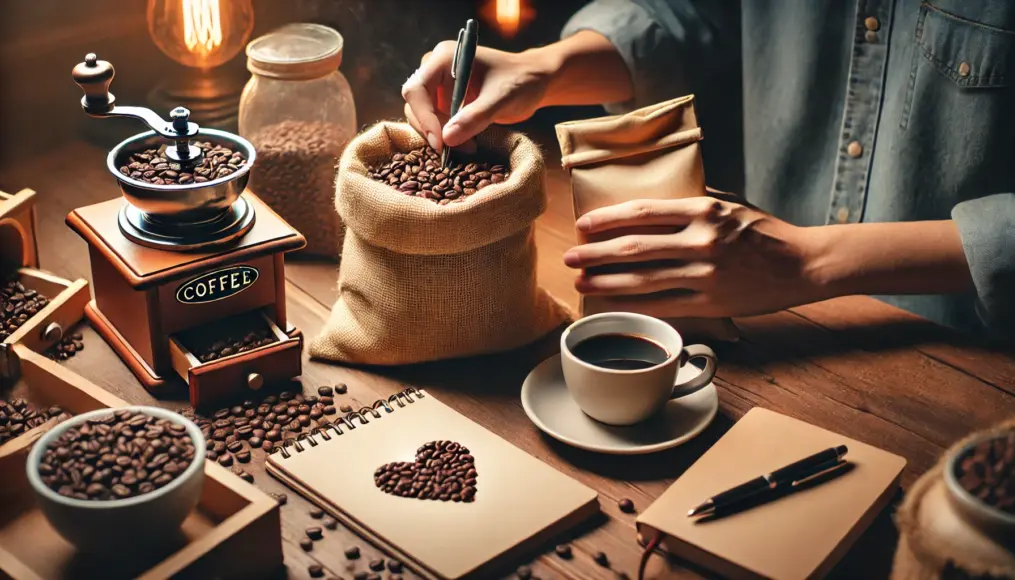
[561,0,729,113]
[952,193,1015,334]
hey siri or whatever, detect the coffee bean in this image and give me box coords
[344,546,361,559]
[249,436,262,448]
[236,450,251,463]
[369,559,384,571]
[310,507,324,519]
[387,560,404,573]
[308,563,324,578]
[554,544,572,559]
[306,526,323,540]
[261,440,274,451]
[619,498,635,513]
[270,492,288,505]
[593,551,609,566]
[323,516,338,530]
[318,386,333,397]
[120,141,246,186]
[335,384,348,394]
[340,404,353,413]
[226,441,244,453]
[319,396,334,406]
[37,411,194,500]
[323,406,336,415]
[217,454,233,467]
[300,538,313,552]
[239,470,253,483]
[280,391,294,401]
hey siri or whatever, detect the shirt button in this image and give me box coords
[865,31,878,43]
[847,141,863,158]
[864,17,880,31]
[836,207,850,224]
[959,62,971,77]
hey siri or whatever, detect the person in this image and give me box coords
[401,0,1015,337]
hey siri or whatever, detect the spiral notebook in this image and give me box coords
[266,389,600,580]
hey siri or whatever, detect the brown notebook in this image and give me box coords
[636,408,906,580]
[267,388,599,579]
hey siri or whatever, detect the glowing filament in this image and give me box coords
[182,0,223,55]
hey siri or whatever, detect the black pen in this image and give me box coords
[688,445,850,517]
[441,18,479,169]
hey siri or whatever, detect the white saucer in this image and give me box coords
[520,354,719,455]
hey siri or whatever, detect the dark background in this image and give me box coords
[0,0,595,166]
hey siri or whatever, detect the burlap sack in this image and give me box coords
[892,418,1015,579]
[309,122,568,365]
[555,95,739,342]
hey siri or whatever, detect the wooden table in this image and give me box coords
[2,137,1014,580]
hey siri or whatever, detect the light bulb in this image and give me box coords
[147,0,254,69]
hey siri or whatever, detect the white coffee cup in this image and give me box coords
[560,312,718,426]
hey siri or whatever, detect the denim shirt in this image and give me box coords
[563,0,1015,337]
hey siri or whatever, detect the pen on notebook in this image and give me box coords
[441,18,479,170]
[688,445,850,517]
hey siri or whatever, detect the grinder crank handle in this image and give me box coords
[71,53,200,141]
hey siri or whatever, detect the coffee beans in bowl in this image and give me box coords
[27,406,206,553]
[118,141,247,186]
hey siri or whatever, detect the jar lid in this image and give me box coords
[246,23,343,80]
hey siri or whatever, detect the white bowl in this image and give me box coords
[26,406,206,553]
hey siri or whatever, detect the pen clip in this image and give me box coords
[791,459,850,488]
[451,28,465,80]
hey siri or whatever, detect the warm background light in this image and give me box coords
[480,0,535,38]
[147,0,253,69]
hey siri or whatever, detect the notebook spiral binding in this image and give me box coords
[269,387,425,459]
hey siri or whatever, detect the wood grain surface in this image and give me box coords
[1,136,1013,580]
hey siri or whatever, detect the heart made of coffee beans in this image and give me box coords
[373,440,477,502]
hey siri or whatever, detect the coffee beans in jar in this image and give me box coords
[118,141,247,186]
[0,399,68,446]
[248,120,350,258]
[0,275,49,342]
[37,409,196,500]
[367,146,509,205]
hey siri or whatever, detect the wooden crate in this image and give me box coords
[0,345,283,579]
[0,189,90,381]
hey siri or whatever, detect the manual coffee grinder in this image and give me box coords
[66,54,306,408]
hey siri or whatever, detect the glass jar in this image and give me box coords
[239,23,356,258]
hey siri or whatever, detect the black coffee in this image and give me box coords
[571,333,670,370]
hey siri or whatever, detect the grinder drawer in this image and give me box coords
[169,310,301,409]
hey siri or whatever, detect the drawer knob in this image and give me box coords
[42,322,63,342]
[247,372,264,390]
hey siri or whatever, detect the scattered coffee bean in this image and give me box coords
[217,454,233,467]
[318,386,333,397]
[119,141,247,186]
[235,450,251,463]
[270,492,287,505]
[516,565,532,579]
[37,410,195,500]
[248,436,262,448]
[340,404,353,413]
[300,537,313,552]
[310,507,324,519]
[619,498,635,513]
[956,433,1015,514]
[319,396,334,406]
[593,551,609,566]
[335,384,348,394]
[345,546,361,559]
[368,147,509,205]
[369,559,384,571]
[323,406,336,416]
[0,399,68,446]
[0,276,50,343]
[323,516,338,530]
[261,440,274,451]
[373,440,477,502]
[307,563,324,578]
[387,560,403,573]
[554,544,572,559]
[239,470,253,483]
[306,526,323,540]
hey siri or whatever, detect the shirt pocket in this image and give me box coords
[901,2,1015,128]
[916,2,1015,87]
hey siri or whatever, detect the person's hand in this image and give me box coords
[401,42,553,152]
[562,196,829,318]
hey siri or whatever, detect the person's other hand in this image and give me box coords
[563,196,829,318]
[402,42,553,152]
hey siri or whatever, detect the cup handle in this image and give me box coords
[670,344,718,400]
